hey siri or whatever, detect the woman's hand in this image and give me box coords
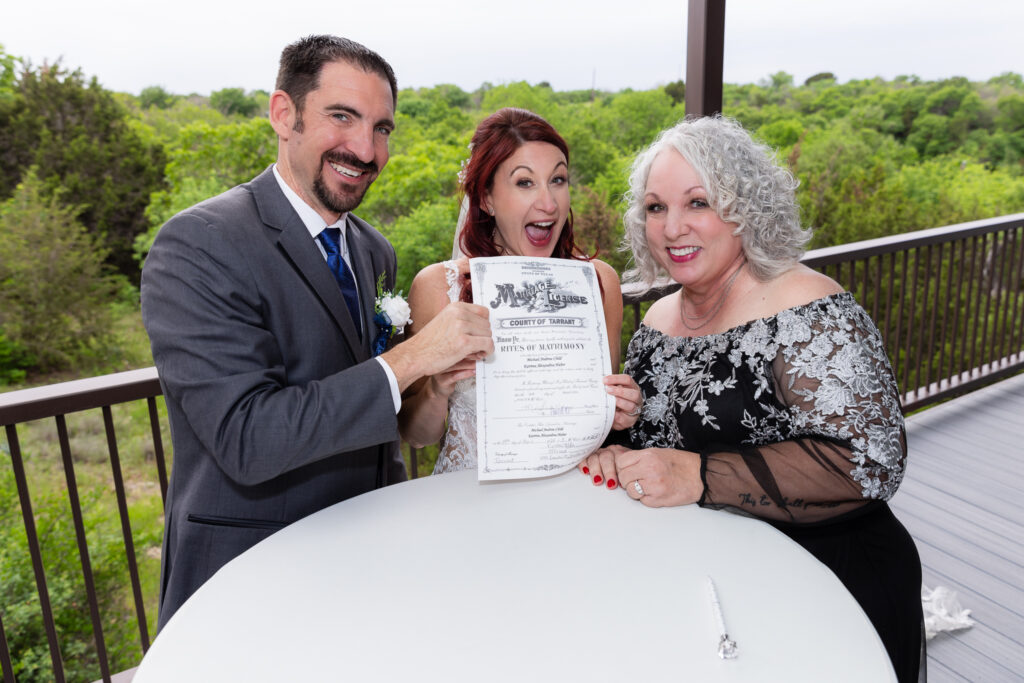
[580,446,703,507]
[578,444,630,490]
[604,374,644,431]
[427,358,477,399]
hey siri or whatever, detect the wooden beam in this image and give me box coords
[685,0,726,117]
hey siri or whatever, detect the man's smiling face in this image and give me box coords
[272,59,395,223]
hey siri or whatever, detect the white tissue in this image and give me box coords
[921,585,975,640]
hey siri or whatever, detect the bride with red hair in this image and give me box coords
[398,107,642,474]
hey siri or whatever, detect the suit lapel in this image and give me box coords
[251,168,368,362]
[346,217,380,355]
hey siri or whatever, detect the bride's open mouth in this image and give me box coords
[525,221,554,246]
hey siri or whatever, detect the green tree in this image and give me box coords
[480,81,559,120]
[392,87,473,153]
[383,198,460,293]
[790,122,915,246]
[0,44,17,98]
[139,85,176,109]
[135,118,277,259]
[558,108,618,185]
[601,89,681,152]
[0,171,119,372]
[133,96,230,143]
[804,72,836,86]
[758,118,804,149]
[573,185,626,273]
[664,79,685,105]
[994,94,1024,128]
[0,62,166,280]
[358,140,464,227]
[209,87,261,117]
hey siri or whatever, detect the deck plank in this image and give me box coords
[891,372,1024,682]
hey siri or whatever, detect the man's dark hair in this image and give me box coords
[276,35,398,119]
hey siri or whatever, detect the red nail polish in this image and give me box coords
[607,479,616,489]
[593,475,602,484]
[582,466,590,475]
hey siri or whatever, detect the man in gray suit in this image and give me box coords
[141,35,492,630]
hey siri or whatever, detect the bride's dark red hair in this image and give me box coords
[458,108,592,301]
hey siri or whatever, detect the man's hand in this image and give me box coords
[383,302,493,392]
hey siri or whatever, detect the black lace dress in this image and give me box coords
[624,292,924,682]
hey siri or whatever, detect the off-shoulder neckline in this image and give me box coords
[638,291,855,341]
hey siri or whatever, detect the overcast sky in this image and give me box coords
[5,0,1022,96]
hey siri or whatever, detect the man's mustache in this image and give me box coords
[325,153,378,176]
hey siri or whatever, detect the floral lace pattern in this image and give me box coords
[433,260,478,474]
[626,292,906,520]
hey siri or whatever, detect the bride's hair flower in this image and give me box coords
[372,273,411,356]
[457,141,474,185]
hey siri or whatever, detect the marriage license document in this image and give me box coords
[470,256,616,480]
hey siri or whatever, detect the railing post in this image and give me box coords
[55,414,112,683]
[101,407,150,653]
[4,425,66,682]
[1,609,15,683]
[147,397,169,507]
[685,0,726,118]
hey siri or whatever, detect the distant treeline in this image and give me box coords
[2,42,1024,377]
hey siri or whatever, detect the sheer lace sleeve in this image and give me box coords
[699,297,907,524]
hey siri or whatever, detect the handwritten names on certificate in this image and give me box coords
[471,257,616,480]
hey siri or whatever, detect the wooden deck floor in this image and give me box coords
[890,372,1024,682]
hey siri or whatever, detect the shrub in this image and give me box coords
[0,463,150,682]
[0,333,35,385]
[0,170,118,372]
[0,62,166,281]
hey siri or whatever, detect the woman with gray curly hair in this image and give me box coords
[582,116,924,682]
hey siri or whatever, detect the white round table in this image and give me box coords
[134,470,895,682]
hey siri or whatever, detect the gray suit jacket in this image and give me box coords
[141,167,406,630]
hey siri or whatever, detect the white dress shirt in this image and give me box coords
[272,165,401,412]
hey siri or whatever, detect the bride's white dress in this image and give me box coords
[432,260,478,474]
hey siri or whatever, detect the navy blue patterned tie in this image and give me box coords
[318,227,362,338]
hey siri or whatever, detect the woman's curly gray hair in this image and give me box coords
[622,115,810,287]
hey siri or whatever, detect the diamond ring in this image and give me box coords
[633,480,645,497]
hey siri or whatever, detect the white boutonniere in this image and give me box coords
[372,272,411,356]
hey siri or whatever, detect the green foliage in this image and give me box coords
[383,199,460,293]
[209,87,262,117]
[134,118,276,260]
[0,171,120,373]
[601,89,682,153]
[573,184,628,273]
[0,458,160,682]
[557,112,619,185]
[138,85,176,110]
[132,97,230,143]
[129,72,1024,287]
[391,87,473,155]
[804,72,836,86]
[358,140,464,227]
[995,94,1024,133]
[480,81,559,120]
[664,79,685,105]
[0,62,166,280]
[0,44,18,98]
[0,333,35,384]
[758,118,804,149]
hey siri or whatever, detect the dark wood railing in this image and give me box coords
[622,212,1024,412]
[803,213,1024,411]
[2,213,1023,683]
